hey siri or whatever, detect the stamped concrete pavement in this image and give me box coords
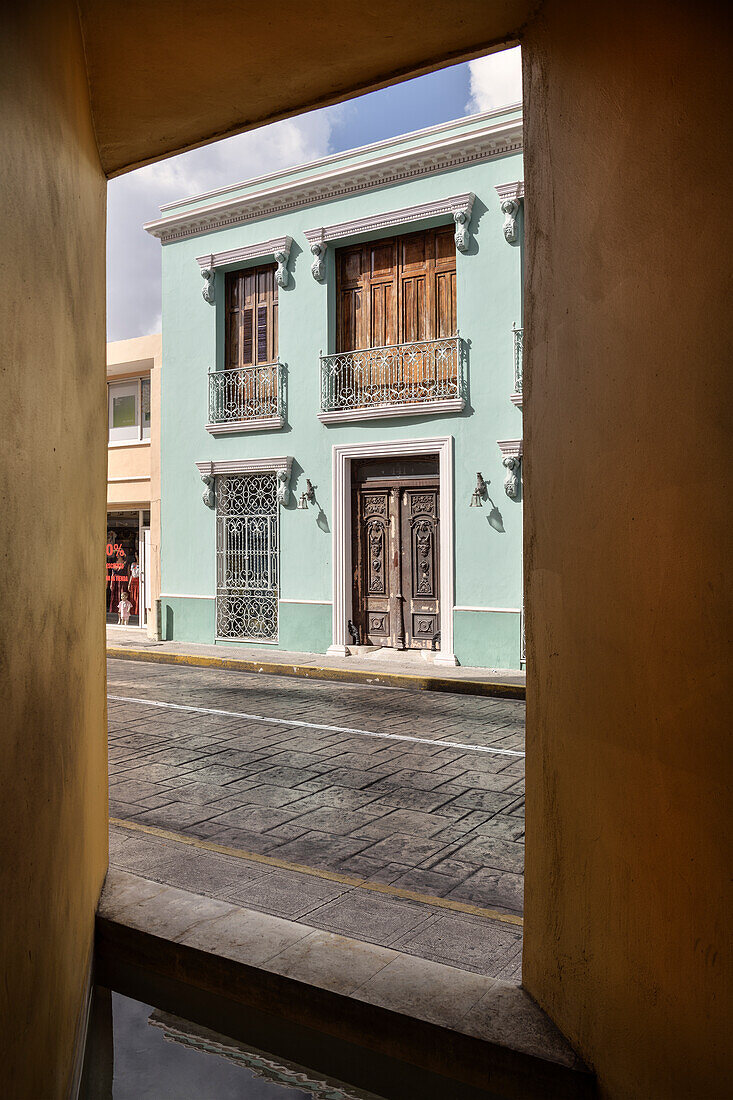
[107,657,525,980]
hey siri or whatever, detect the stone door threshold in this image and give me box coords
[97,869,593,1100]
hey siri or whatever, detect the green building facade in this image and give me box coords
[147,106,525,669]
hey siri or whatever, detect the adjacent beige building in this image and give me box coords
[106,334,161,635]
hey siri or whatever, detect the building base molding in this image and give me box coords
[205,416,285,435]
[329,436,455,666]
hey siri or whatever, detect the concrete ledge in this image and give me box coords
[106,646,526,700]
[96,869,591,1100]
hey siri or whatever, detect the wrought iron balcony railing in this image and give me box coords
[207,363,284,432]
[319,335,465,421]
[513,324,523,393]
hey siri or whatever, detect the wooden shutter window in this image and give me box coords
[225,262,278,368]
[336,227,456,353]
[257,305,268,363]
[242,305,253,363]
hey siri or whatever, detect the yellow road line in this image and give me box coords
[110,816,523,928]
[106,646,526,701]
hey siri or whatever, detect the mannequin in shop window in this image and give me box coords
[129,555,140,617]
[117,589,132,626]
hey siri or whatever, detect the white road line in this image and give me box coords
[107,694,525,758]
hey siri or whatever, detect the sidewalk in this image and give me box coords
[106,626,526,699]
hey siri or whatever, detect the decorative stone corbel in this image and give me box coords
[199,463,215,508]
[201,265,215,304]
[303,229,327,281]
[274,238,292,288]
[452,196,475,252]
[310,241,327,281]
[501,200,520,243]
[497,440,523,500]
[495,182,525,244]
[502,454,522,498]
[276,467,291,505]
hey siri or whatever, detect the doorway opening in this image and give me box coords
[351,455,440,653]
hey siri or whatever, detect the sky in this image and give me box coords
[106,48,522,342]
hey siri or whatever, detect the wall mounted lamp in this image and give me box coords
[469,472,488,508]
[297,478,316,510]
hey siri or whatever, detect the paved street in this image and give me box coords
[107,657,525,979]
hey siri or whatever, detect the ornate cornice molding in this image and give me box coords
[497,438,523,460]
[195,456,294,506]
[495,181,525,243]
[196,236,291,273]
[145,119,522,244]
[304,193,474,247]
[495,181,525,203]
[196,456,293,476]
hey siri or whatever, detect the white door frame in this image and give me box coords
[327,435,457,666]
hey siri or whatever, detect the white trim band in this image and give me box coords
[159,593,215,600]
[454,605,521,614]
[279,598,332,605]
[107,475,150,483]
[205,416,285,435]
[318,397,465,425]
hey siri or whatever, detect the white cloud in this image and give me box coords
[106,111,339,342]
[466,47,522,115]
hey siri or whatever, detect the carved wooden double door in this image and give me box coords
[352,481,440,650]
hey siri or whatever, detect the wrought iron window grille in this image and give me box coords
[215,472,279,642]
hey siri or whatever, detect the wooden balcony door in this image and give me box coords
[352,462,440,650]
[224,263,278,415]
[336,227,457,406]
[336,226,456,352]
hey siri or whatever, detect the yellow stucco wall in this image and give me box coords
[521,3,731,1097]
[1,0,728,1095]
[107,447,151,486]
[0,2,108,1095]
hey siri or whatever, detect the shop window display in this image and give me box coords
[106,521,141,626]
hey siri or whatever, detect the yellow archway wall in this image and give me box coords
[1,0,730,1096]
[0,3,108,1096]
[522,3,731,1096]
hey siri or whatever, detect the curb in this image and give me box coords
[106,646,525,700]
